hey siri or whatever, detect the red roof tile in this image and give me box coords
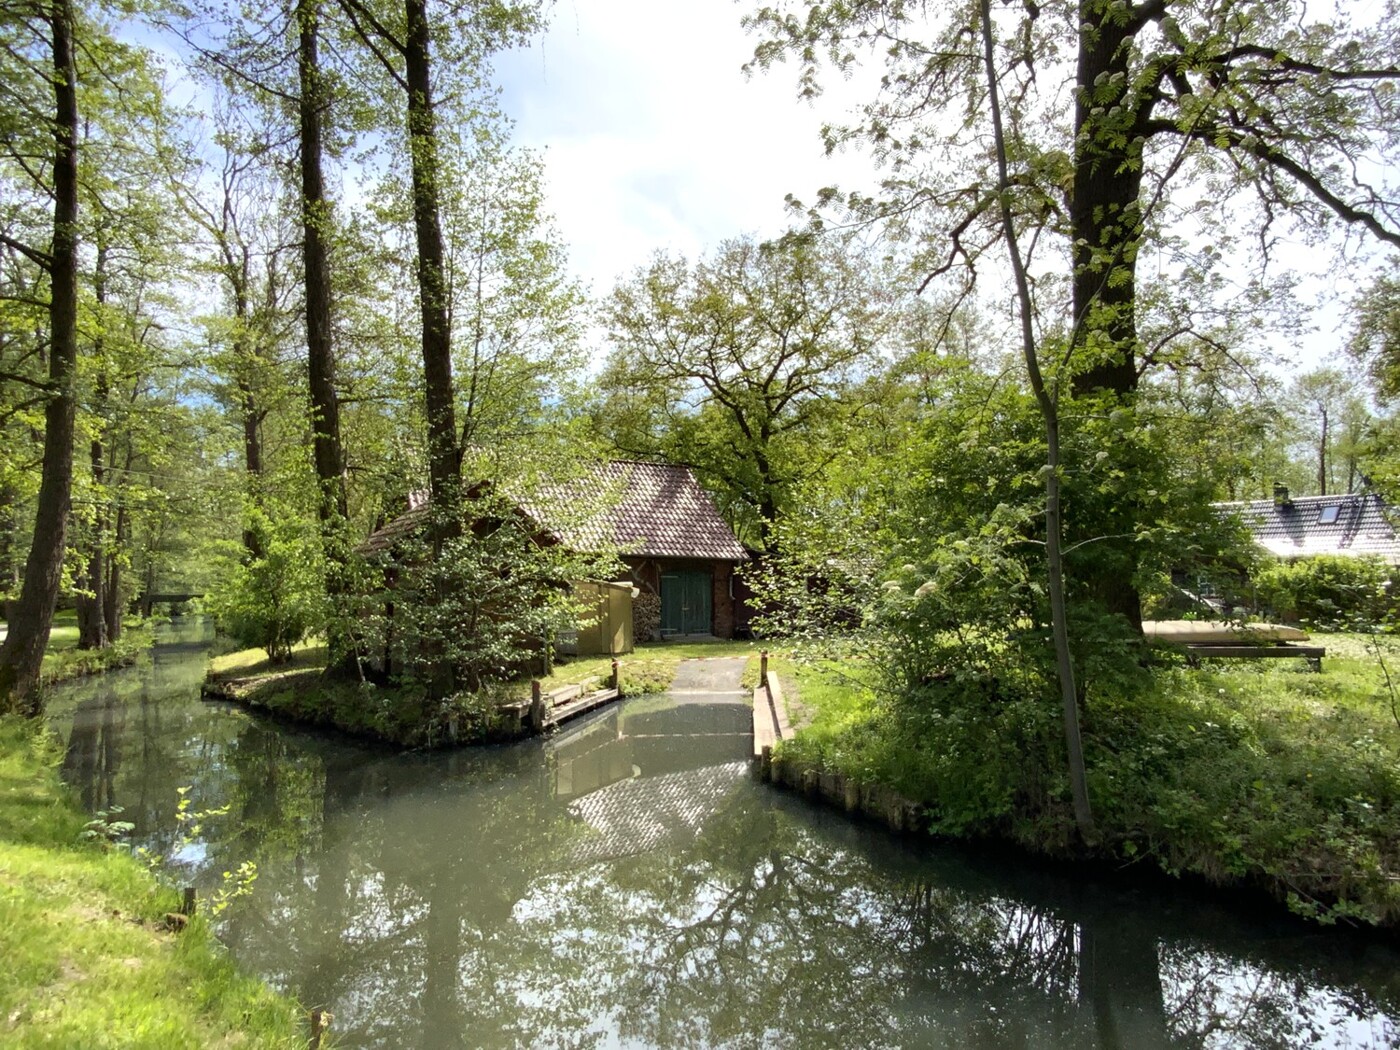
[360,461,747,562]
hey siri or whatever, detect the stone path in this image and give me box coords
[668,656,749,704]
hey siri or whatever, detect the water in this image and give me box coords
[45,621,1400,1048]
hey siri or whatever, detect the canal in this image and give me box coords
[45,620,1400,1048]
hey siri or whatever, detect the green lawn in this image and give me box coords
[771,632,1400,927]
[0,610,156,685]
[0,717,310,1048]
[206,638,762,748]
[530,638,762,698]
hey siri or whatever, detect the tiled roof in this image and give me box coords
[1216,492,1400,561]
[525,461,746,562]
[360,461,747,562]
[359,506,429,555]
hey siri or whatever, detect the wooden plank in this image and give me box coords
[1184,644,1325,658]
[543,688,620,728]
[767,674,793,741]
[752,685,777,757]
[547,683,585,705]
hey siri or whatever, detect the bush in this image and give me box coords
[354,494,620,697]
[206,513,326,662]
[1251,555,1395,629]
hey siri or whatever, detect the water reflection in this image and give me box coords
[44,625,1400,1049]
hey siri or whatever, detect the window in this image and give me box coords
[1318,505,1341,524]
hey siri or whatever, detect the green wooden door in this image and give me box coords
[660,571,711,636]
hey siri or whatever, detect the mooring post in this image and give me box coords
[309,1008,332,1049]
[610,659,620,693]
[760,650,769,688]
[530,680,546,732]
[180,886,196,916]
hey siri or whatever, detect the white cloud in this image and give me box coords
[494,0,872,296]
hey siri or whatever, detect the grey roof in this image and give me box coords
[360,461,747,562]
[523,461,747,562]
[1217,492,1400,561]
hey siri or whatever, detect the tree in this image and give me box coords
[0,0,81,714]
[598,232,888,549]
[1289,367,1369,496]
[749,0,1400,627]
[336,0,544,506]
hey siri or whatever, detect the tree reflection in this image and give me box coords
[41,650,1400,1049]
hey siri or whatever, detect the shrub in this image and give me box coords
[1251,555,1394,629]
[206,513,326,662]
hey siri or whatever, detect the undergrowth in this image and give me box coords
[773,633,1400,927]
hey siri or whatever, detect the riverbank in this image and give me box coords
[0,610,160,687]
[203,639,760,747]
[0,716,309,1047]
[765,633,1400,929]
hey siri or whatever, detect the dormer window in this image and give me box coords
[1318,505,1341,525]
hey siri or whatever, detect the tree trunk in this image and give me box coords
[297,0,348,528]
[1067,0,1149,633]
[104,445,130,641]
[77,245,111,651]
[404,0,459,505]
[0,0,80,716]
[981,0,1095,839]
[1317,406,1329,496]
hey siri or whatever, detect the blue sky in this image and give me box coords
[493,0,873,297]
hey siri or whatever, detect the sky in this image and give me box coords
[492,1,1377,376]
[493,0,873,297]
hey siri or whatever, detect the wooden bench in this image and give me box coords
[1143,621,1325,672]
[1182,643,1325,672]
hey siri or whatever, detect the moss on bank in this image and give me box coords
[769,634,1400,928]
[0,717,309,1048]
[205,639,760,748]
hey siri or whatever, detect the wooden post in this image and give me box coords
[180,886,196,916]
[610,659,620,693]
[760,650,769,687]
[529,680,546,733]
[309,1008,332,1049]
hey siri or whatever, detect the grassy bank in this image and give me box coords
[205,639,759,748]
[0,717,308,1047]
[769,633,1400,928]
[0,610,160,686]
[41,616,157,685]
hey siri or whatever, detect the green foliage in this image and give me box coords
[354,491,620,697]
[206,511,326,662]
[1251,555,1396,629]
[0,717,306,1045]
[597,231,888,547]
[38,619,155,684]
[775,633,1400,924]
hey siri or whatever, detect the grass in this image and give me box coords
[207,638,761,748]
[207,639,328,681]
[0,610,159,687]
[0,716,310,1048]
[771,632,1400,927]
[529,639,761,699]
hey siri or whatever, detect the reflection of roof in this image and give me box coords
[565,761,747,866]
[361,461,747,562]
[528,461,746,562]
[1217,493,1400,561]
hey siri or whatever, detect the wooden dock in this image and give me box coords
[751,651,793,776]
[524,661,623,733]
